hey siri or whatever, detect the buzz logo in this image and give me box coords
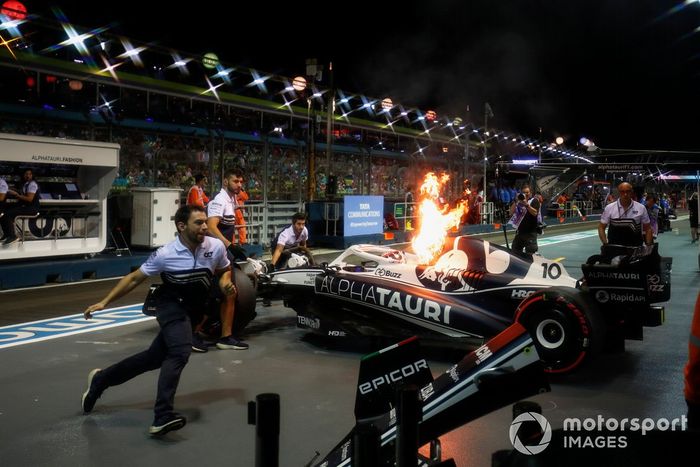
[647,274,664,292]
[511,289,534,299]
[203,251,213,258]
[509,412,552,455]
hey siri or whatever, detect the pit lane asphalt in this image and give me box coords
[0,218,696,466]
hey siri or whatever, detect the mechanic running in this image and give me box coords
[81,204,237,436]
[598,182,653,247]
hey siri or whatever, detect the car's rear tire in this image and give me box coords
[515,287,605,374]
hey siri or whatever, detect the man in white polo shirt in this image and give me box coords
[207,168,246,260]
[0,176,8,239]
[598,182,652,248]
[200,167,248,350]
[0,176,7,204]
[1,168,40,245]
[270,212,315,269]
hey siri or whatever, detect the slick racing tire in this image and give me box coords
[515,287,605,374]
[231,265,257,335]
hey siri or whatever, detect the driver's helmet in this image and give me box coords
[287,252,310,268]
[381,250,406,263]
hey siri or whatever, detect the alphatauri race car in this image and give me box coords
[256,236,671,373]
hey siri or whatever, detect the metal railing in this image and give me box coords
[393,202,417,231]
[238,201,304,247]
[323,202,340,236]
[480,201,494,225]
[565,200,592,218]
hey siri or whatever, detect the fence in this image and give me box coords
[236,201,304,248]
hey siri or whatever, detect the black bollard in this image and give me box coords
[396,384,421,467]
[248,393,280,467]
[353,423,381,467]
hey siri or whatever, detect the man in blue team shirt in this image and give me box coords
[81,205,241,436]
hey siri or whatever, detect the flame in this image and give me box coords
[411,172,468,264]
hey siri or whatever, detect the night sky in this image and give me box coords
[18,0,700,153]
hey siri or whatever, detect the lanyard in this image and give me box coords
[617,201,633,219]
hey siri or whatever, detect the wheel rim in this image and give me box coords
[535,318,566,349]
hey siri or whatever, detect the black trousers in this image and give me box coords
[95,312,192,421]
[512,231,538,254]
[0,205,38,239]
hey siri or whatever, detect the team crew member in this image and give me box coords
[0,176,7,239]
[598,182,652,247]
[1,168,40,245]
[270,212,315,269]
[186,173,209,208]
[0,176,7,204]
[685,291,700,430]
[235,188,249,244]
[200,168,249,350]
[689,193,698,243]
[81,205,239,436]
[508,184,542,255]
[207,168,246,260]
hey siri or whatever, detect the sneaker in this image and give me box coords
[216,336,249,350]
[3,236,18,245]
[191,333,209,353]
[149,413,187,436]
[81,368,103,414]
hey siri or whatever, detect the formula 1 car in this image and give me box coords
[257,236,670,373]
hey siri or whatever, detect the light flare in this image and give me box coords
[0,31,19,59]
[411,172,468,264]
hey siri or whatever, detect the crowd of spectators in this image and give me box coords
[0,115,424,201]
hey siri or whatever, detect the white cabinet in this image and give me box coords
[131,188,181,248]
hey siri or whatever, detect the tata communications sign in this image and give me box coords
[344,196,384,237]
